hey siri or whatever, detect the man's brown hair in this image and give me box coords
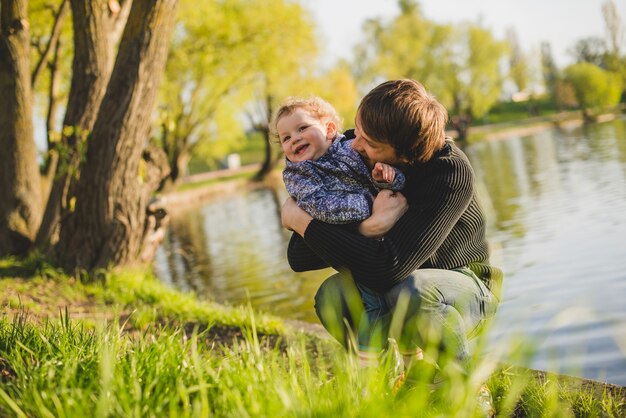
[357,79,448,163]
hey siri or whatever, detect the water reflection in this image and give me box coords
[155,188,334,322]
[155,117,626,384]
[467,118,626,385]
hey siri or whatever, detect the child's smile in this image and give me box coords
[277,108,336,163]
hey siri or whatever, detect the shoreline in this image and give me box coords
[160,110,615,209]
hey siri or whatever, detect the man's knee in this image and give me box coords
[314,274,343,312]
[314,274,359,321]
[385,270,439,308]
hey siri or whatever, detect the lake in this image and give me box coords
[154,117,626,385]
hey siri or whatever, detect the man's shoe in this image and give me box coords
[476,384,496,417]
[383,338,405,393]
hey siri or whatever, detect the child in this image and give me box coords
[273,96,405,225]
[273,96,405,351]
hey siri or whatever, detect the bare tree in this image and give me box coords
[0,0,43,255]
[36,0,130,248]
[602,0,624,73]
[57,0,178,271]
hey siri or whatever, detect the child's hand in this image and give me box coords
[372,162,396,183]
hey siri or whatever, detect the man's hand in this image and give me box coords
[358,189,408,238]
[372,162,396,183]
[281,197,313,236]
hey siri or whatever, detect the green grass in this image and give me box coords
[472,99,563,126]
[0,311,624,417]
[0,255,284,335]
[1,257,624,417]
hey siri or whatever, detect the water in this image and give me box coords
[154,117,626,385]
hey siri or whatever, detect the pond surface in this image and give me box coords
[154,117,626,385]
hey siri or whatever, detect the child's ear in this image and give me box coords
[325,120,337,140]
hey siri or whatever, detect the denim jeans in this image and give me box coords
[355,282,390,350]
[314,268,499,361]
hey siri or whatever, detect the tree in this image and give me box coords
[446,24,507,140]
[541,42,559,98]
[354,0,452,94]
[563,62,623,121]
[56,0,178,271]
[602,0,624,72]
[29,0,72,192]
[0,0,43,255]
[155,0,317,185]
[569,36,607,67]
[314,60,360,130]
[354,1,507,141]
[602,0,625,99]
[36,0,131,248]
[244,0,317,180]
[553,80,578,110]
[156,0,263,187]
[507,27,529,92]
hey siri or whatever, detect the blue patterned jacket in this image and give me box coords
[283,135,405,224]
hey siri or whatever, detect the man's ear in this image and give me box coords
[325,120,337,140]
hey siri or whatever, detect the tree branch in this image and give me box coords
[31,0,69,88]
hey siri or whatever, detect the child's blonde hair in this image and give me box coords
[271,96,343,142]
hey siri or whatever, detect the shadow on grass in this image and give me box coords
[0,259,40,279]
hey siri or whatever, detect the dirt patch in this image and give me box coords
[1,277,125,325]
[0,357,16,383]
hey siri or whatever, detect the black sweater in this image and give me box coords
[287,139,503,296]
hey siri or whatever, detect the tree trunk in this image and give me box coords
[581,108,595,124]
[449,95,471,144]
[36,0,114,248]
[450,114,471,143]
[57,0,178,272]
[254,94,277,181]
[0,0,43,256]
[254,125,278,181]
[171,146,190,184]
[31,0,68,89]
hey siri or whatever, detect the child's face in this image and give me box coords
[277,108,336,163]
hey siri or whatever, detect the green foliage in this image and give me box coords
[355,0,453,92]
[315,61,360,129]
[28,0,73,131]
[157,0,318,173]
[541,42,560,98]
[570,37,608,67]
[462,24,508,118]
[0,312,624,417]
[490,367,626,417]
[474,98,560,126]
[507,29,529,93]
[0,256,284,334]
[564,62,623,115]
[355,2,507,123]
[99,268,282,332]
[1,258,624,417]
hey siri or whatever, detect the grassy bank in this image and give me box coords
[1,257,624,417]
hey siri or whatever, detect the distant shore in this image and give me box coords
[162,109,625,210]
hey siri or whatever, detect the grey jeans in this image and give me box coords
[314,268,499,361]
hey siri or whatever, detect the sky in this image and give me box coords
[304,0,626,68]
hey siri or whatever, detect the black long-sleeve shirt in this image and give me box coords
[287,139,503,296]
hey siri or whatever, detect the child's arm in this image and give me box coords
[372,162,405,191]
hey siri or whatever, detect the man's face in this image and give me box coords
[351,115,400,168]
[277,108,335,163]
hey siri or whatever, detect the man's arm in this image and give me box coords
[301,156,474,293]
